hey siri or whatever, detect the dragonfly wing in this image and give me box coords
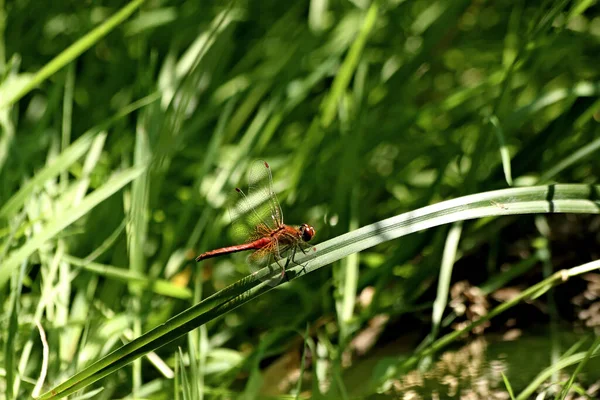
[229,188,270,244]
[247,160,284,228]
[228,160,282,244]
[247,238,284,286]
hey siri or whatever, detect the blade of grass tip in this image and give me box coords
[0,132,96,219]
[489,115,513,186]
[501,372,516,400]
[431,222,462,340]
[339,186,360,344]
[4,260,27,400]
[0,0,147,109]
[556,335,600,400]
[73,132,107,206]
[0,165,146,290]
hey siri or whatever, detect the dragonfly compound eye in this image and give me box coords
[300,224,315,242]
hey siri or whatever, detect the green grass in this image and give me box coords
[2,1,600,399]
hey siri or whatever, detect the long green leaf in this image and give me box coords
[37,184,600,399]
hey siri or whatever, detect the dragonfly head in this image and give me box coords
[299,223,316,242]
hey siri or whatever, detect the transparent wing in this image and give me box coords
[229,188,272,244]
[229,160,283,244]
[247,160,283,228]
[247,238,284,286]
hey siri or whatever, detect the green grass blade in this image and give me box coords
[321,2,378,128]
[489,115,513,186]
[63,255,192,299]
[0,0,146,109]
[0,165,146,289]
[338,188,360,344]
[431,221,462,339]
[502,371,516,400]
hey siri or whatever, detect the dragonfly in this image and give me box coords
[195,161,316,285]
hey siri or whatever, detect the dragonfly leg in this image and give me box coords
[286,245,309,276]
[272,253,288,282]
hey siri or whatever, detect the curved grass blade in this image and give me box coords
[37,184,600,399]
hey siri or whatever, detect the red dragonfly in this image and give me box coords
[195,161,316,285]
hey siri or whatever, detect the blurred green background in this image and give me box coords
[1,0,600,399]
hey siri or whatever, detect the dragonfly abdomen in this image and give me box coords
[195,237,272,262]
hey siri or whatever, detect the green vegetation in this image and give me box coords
[1,0,600,399]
